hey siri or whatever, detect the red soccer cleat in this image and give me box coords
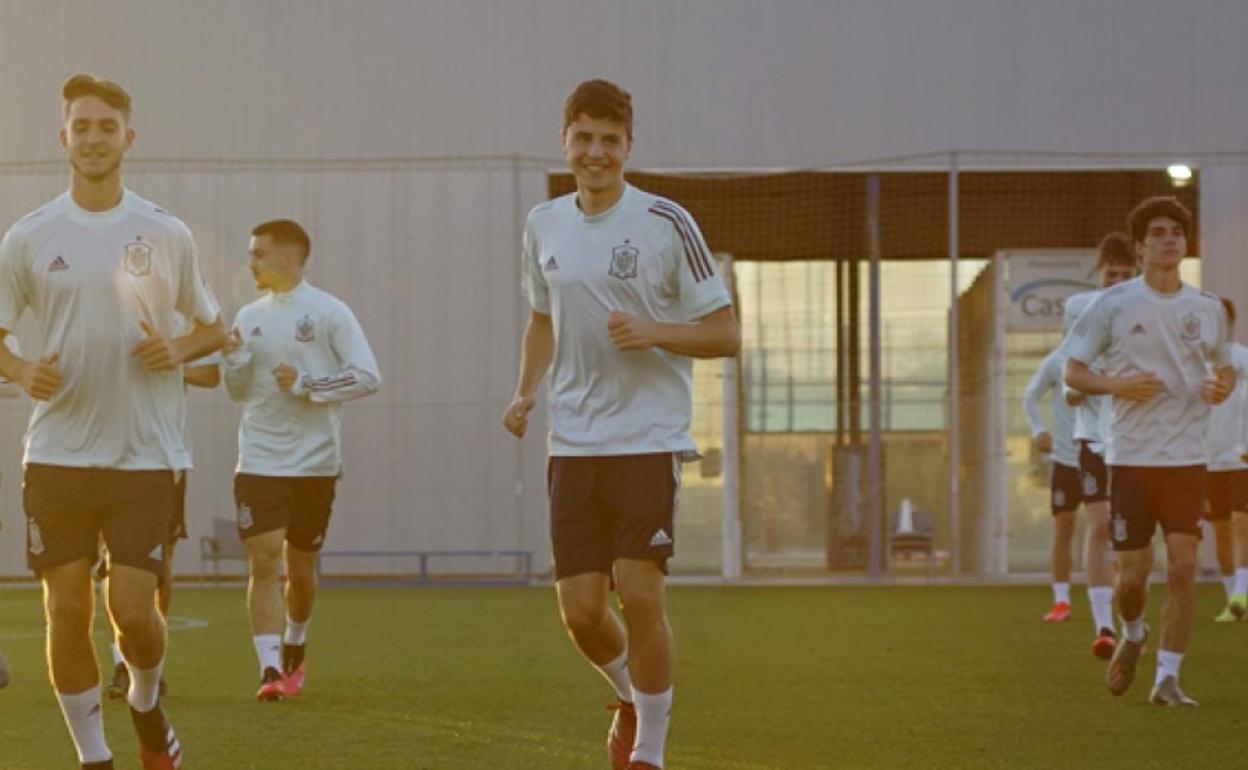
[283,661,306,697]
[1043,601,1071,622]
[130,704,182,770]
[1091,628,1117,660]
[607,700,637,770]
[256,667,286,702]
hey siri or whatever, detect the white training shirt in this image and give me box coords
[1022,348,1078,468]
[1062,276,1231,467]
[1062,289,1107,452]
[224,280,380,476]
[0,190,220,469]
[521,184,733,456]
[1206,342,1248,472]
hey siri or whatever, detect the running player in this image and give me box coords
[1204,297,1248,621]
[222,218,381,701]
[1064,196,1233,707]
[1056,233,1138,659]
[0,74,225,769]
[502,80,739,770]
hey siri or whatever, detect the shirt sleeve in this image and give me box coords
[519,218,549,314]
[651,202,731,320]
[1060,292,1111,366]
[298,302,381,404]
[0,228,30,334]
[1022,356,1053,436]
[174,226,221,326]
[222,309,254,402]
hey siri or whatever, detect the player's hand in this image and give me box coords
[607,311,661,351]
[20,353,63,400]
[222,327,244,354]
[1033,432,1053,453]
[1111,372,1163,403]
[1201,376,1231,405]
[502,394,535,438]
[273,362,299,392]
[131,320,182,371]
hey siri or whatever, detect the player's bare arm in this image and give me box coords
[1201,363,1235,405]
[503,310,554,438]
[131,316,226,371]
[1064,357,1162,403]
[606,305,740,358]
[0,336,62,401]
[183,362,220,388]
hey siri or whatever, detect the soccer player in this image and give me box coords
[106,341,221,700]
[502,80,740,770]
[1064,196,1233,707]
[0,74,225,769]
[1054,233,1138,659]
[1204,297,1248,622]
[222,218,381,701]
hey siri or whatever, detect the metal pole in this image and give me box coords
[866,175,884,578]
[720,253,743,582]
[948,153,961,576]
[836,259,845,446]
[510,156,528,558]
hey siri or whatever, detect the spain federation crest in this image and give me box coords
[295,315,316,342]
[123,239,152,277]
[1180,311,1202,342]
[608,242,639,280]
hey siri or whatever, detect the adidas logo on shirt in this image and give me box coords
[48,256,68,272]
[544,255,559,271]
[149,544,164,561]
[649,529,673,548]
[1131,323,1146,335]
[250,326,263,337]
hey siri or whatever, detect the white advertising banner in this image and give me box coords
[1004,250,1097,332]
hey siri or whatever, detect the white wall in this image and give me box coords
[0,0,1245,167]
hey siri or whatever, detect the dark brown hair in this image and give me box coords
[1126,196,1192,244]
[62,73,131,121]
[252,219,311,262]
[563,79,633,139]
[1094,232,1137,271]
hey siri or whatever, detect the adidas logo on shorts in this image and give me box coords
[649,529,673,548]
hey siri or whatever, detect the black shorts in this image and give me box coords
[1051,462,1083,515]
[1206,469,1248,521]
[548,453,679,581]
[23,464,176,581]
[1078,441,1109,503]
[1108,465,1205,550]
[234,474,338,552]
[168,472,188,544]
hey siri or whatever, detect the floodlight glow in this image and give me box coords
[1167,164,1193,184]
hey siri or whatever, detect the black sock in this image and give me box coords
[82,762,114,770]
[129,704,169,754]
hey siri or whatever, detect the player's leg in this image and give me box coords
[607,453,678,770]
[278,476,337,693]
[157,473,188,620]
[235,473,291,700]
[1046,509,1074,621]
[1227,470,1248,618]
[1148,465,1204,707]
[94,553,129,702]
[1084,500,1117,656]
[1206,472,1236,620]
[103,469,184,767]
[549,456,634,770]
[26,464,114,767]
[1105,466,1153,697]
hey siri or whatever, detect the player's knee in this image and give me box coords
[617,589,665,627]
[45,591,93,636]
[559,598,610,635]
[1166,556,1197,586]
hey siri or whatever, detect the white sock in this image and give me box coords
[127,659,164,713]
[1235,567,1248,597]
[593,649,633,703]
[1155,649,1183,685]
[109,641,124,667]
[253,634,282,675]
[630,687,672,769]
[1121,616,1147,643]
[56,686,111,764]
[284,617,310,647]
[1087,587,1114,632]
[1222,575,1235,600]
[1052,582,1071,604]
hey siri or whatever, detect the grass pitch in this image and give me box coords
[1,584,1246,769]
